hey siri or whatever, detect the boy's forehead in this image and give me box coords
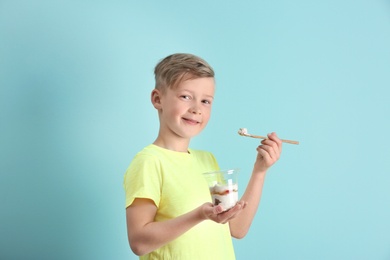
[176,77,215,93]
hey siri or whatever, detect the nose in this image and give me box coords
[190,104,202,115]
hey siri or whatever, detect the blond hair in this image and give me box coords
[154,53,214,92]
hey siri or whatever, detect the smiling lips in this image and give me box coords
[183,117,200,125]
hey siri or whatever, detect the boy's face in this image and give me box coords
[154,77,215,140]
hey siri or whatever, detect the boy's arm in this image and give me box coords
[229,132,282,238]
[126,197,246,256]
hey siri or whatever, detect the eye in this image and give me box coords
[202,99,212,105]
[180,95,191,100]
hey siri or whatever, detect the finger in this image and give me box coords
[256,145,271,162]
[262,135,280,151]
[261,137,280,159]
[268,132,282,152]
[257,143,277,161]
[220,202,246,223]
[221,201,245,217]
[212,205,224,215]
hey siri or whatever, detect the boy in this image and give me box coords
[123,53,282,259]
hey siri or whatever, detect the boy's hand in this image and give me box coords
[200,201,247,224]
[254,132,282,174]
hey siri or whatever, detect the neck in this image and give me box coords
[153,135,191,153]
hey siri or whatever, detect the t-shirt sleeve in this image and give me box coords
[123,153,162,208]
[192,149,220,172]
[207,152,219,171]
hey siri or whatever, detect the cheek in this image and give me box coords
[167,103,186,117]
[203,109,212,122]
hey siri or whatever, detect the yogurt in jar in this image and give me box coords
[209,183,238,211]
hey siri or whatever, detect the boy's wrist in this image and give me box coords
[252,170,267,178]
[197,203,209,221]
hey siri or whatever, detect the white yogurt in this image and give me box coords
[210,183,238,211]
[238,128,248,135]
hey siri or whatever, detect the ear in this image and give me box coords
[151,89,162,109]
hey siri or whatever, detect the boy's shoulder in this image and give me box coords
[133,145,215,160]
[132,144,165,161]
[188,148,216,161]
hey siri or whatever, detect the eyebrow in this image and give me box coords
[179,89,214,99]
[204,95,214,99]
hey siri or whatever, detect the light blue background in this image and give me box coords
[1,1,390,259]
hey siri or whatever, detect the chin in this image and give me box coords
[182,130,202,139]
[176,125,205,138]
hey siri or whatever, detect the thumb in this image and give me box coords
[213,205,224,215]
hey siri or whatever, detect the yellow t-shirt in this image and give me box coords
[123,144,235,260]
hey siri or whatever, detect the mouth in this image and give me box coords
[183,117,200,125]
